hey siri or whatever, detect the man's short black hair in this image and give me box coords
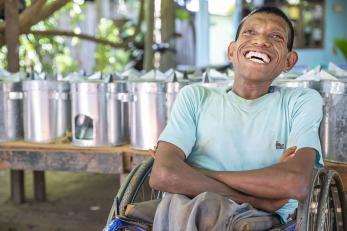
[234,6,294,51]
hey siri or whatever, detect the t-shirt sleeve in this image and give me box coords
[158,85,199,157]
[287,89,324,167]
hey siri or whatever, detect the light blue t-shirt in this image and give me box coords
[158,84,323,223]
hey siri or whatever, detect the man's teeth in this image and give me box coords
[249,58,264,64]
[245,51,270,64]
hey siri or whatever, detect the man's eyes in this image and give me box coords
[241,30,285,43]
[242,29,255,35]
[271,34,284,41]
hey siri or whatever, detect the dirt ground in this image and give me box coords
[0,169,120,231]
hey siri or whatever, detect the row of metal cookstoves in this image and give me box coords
[0,76,346,163]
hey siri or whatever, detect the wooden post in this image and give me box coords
[33,171,46,201]
[5,0,25,204]
[10,170,25,203]
[143,0,155,71]
[159,0,175,71]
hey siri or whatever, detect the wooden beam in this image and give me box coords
[0,142,148,155]
[0,150,124,174]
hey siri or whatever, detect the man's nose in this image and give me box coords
[252,34,271,47]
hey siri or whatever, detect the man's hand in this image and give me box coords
[150,141,272,206]
[196,146,297,177]
[148,149,156,158]
[152,145,297,162]
[252,197,288,212]
[280,146,297,163]
[192,147,316,201]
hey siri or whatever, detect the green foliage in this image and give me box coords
[176,8,192,21]
[1,0,141,75]
[20,33,79,76]
[12,0,84,76]
[94,18,141,73]
[0,47,8,70]
[334,38,347,60]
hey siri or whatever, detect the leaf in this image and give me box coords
[176,8,192,21]
[334,38,347,60]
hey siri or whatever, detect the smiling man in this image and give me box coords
[149,6,323,230]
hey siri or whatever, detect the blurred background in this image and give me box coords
[1,0,347,231]
[1,0,346,76]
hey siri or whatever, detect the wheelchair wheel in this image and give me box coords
[118,158,162,216]
[297,168,347,231]
[106,162,143,225]
[315,170,347,231]
[295,168,327,231]
[117,164,142,205]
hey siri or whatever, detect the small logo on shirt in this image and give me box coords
[275,141,285,149]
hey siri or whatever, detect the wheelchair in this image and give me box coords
[104,158,347,231]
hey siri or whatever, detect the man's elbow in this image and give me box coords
[149,166,175,192]
[285,172,311,202]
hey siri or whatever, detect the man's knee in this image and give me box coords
[193,192,233,229]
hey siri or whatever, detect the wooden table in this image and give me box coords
[2,142,347,203]
[0,141,149,203]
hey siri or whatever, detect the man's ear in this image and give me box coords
[227,42,236,62]
[284,51,298,72]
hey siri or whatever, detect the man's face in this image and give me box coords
[228,13,297,83]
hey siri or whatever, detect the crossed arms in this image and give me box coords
[149,141,316,212]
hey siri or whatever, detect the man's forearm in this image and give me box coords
[151,157,249,202]
[150,161,286,212]
[197,148,316,201]
[199,166,293,200]
[149,141,249,201]
[150,141,291,211]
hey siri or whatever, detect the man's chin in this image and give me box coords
[235,70,275,82]
[244,76,275,83]
[235,64,280,82]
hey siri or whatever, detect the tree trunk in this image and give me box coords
[5,0,24,204]
[143,0,154,71]
[5,0,20,73]
[159,0,175,72]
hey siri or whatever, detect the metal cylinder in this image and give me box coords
[128,80,188,150]
[0,81,23,141]
[272,79,321,91]
[106,81,129,146]
[320,80,347,163]
[22,80,70,143]
[166,80,189,118]
[70,82,108,146]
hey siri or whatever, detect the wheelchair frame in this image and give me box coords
[105,158,347,231]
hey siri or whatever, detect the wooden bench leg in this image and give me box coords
[10,169,25,203]
[33,170,46,202]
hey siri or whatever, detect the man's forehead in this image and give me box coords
[242,13,289,33]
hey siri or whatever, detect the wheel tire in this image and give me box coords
[315,170,347,231]
[295,168,328,231]
[118,158,155,216]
